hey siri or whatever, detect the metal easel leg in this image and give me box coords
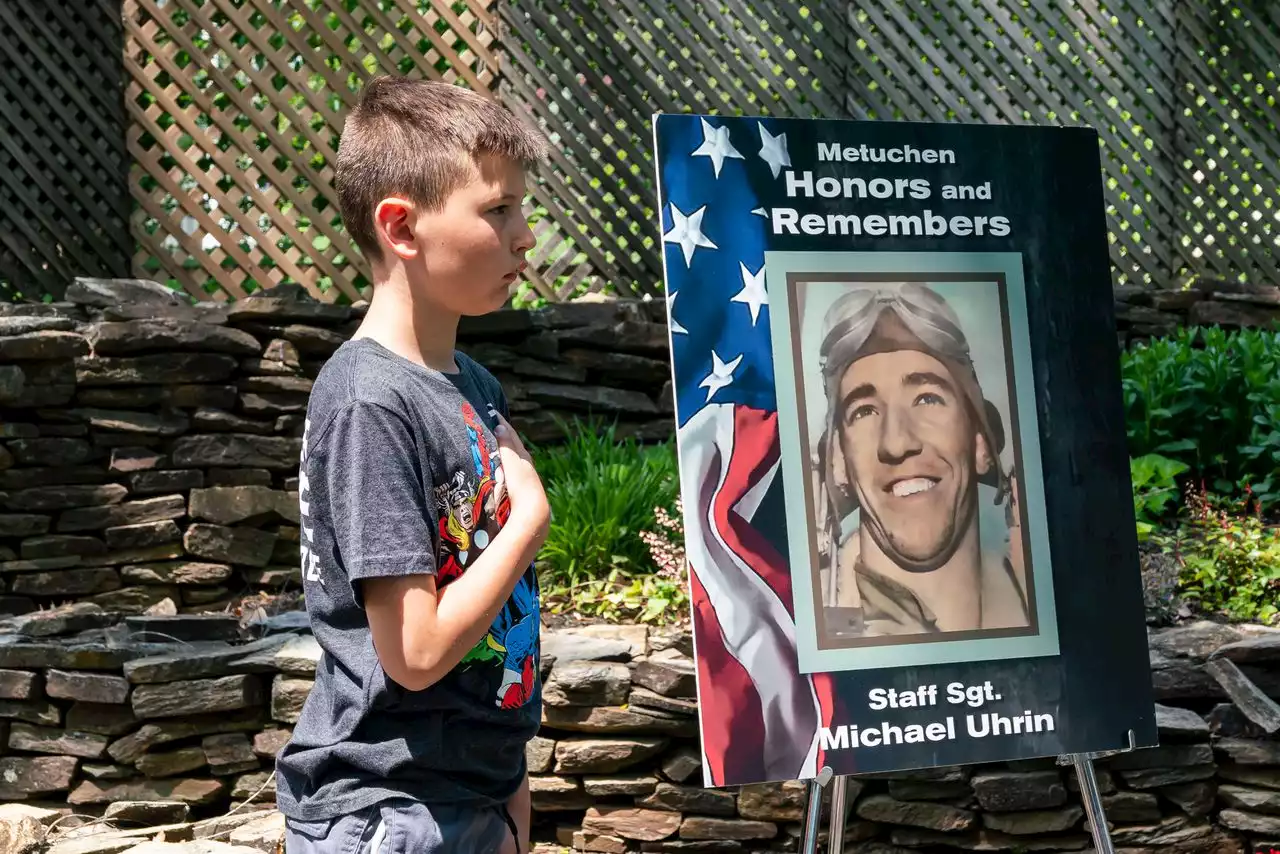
[799,766,834,854]
[1071,754,1116,854]
[827,775,851,854]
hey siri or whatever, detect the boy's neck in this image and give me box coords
[353,279,460,373]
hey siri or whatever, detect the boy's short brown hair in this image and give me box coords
[335,76,547,263]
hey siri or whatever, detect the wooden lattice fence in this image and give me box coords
[0,0,1275,303]
[122,0,499,303]
[0,0,131,302]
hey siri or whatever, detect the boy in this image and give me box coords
[274,76,551,854]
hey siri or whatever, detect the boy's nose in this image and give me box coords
[513,219,535,254]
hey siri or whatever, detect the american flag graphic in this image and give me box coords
[654,113,844,788]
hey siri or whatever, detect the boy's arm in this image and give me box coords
[362,416,548,692]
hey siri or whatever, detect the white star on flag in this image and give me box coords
[758,124,791,178]
[668,289,688,335]
[691,117,744,178]
[699,350,743,403]
[751,208,768,218]
[663,203,717,267]
[732,261,768,326]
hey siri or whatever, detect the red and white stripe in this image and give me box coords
[677,401,840,787]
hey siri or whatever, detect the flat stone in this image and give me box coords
[982,806,1083,834]
[678,817,778,841]
[65,702,138,736]
[57,495,186,533]
[1206,657,1280,734]
[131,675,265,719]
[0,755,79,798]
[203,732,258,775]
[1149,621,1244,662]
[81,763,134,780]
[554,737,668,774]
[1098,791,1161,822]
[562,348,671,383]
[192,408,276,436]
[0,315,75,335]
[629,687,696,716]
[544,661,630,707]
[1219,764,1280,790]
[109,448,165,474]
[66,277,196,316]
[888,827,1092,851]
[75,353,239,386]
[632,659,695,698]
[106,710,263,764]
[4,483,128,513]
[129,470,204,496]
[582,807,681,842]
[523,381,657,414]
[1155,703,1211,740]
[69,408,191,437]
[67,777,225,806]
[230,772,278,802]
[887,779,973,800]
[239,391,309,416]
[102,800,190,826]
[638,782,736,816]
[1109,742,1214,770]
[207,469,273,487]
[660,746,701,784]
[122,561,233,585]
[11,602,111,638]
[1190,299,1280,328]
[582,774,659,797]
[542,704,697,738]
[0,814,44,854]
[273,635,321,676]
[123,637,288,685]
[1158,781,1217,816]
[11,568,120,597]
[556,321,669,356]
[541,632,633,665]
[7,722,110,758]
[0,514,51,537]
[188,487,298,526]
[0,331,89,360]
[138,746,213,778]
[271,676,312,723]
[239,323,343,356]
[529,775,592,811]
[227,293,350,323]
[8,438,93,466]
[0,669,40,700]
[971,771,1066,811]
[856,794,976,831]
[127,615,242,645]
[86,586,179,614]
[1216,738,1280,765]
[1218,784,1280,815]
[87,320,260,356]
[46,670,130,704]
[252,729,292,759]
[183,524,276,567]
[730,780,807,822]
[0,555,82,574]
[20,534,107,559]
[1119,765,1217,788]
[1219,808,1280,835]
[1212,634,1280,665]
[170,435,302,471]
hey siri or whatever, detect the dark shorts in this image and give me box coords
[284,799,518,854]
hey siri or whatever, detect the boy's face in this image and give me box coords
[383,153,535,315]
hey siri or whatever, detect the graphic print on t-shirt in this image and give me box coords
[434,401,540,710]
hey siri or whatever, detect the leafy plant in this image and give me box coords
[1162,486,1280,625]
[530,418,680,590]
[1131,453,1190,541]
[1121,326,1280,510]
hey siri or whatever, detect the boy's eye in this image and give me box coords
[489,204,508,215]
[846,403,877,423]
[914,392,946,407]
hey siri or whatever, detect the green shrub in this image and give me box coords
[529,419,680,606]
[1161,487,1280,625]
[1131,453,1190,541]
[1121,326,1280,509]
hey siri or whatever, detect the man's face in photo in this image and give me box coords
[837,349,991,567]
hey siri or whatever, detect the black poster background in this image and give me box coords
[656,114,1160,778]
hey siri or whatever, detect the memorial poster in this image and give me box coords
[652,113,1158,788]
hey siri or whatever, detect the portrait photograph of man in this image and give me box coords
[767,252,1060,673]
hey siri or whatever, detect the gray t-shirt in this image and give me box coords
[275,337,542,821]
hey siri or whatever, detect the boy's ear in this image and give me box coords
[374,197,418,261]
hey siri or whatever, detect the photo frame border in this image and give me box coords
[766,250,1061,674]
